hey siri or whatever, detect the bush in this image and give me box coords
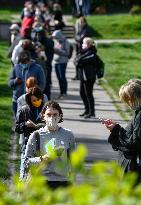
[129,5,141,15]
[1,145,141,204]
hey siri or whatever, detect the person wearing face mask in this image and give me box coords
[76,37,97,119]
[15,86,46,179]
[8,51,46,117]
[52,30,70,99]
[23,101,75,188]
[101,79,141,184]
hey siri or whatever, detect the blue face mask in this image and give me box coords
[20,63,28,69]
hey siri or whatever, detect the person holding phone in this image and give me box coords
[102,79,141,184]
[23,101,75,189]
[15,86,46,179]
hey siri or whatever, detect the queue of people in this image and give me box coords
[7,0,141,188]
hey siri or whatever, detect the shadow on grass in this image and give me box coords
[90,26,102,38]
[0,84,12,98]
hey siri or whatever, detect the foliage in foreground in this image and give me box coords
[1,145,141,205]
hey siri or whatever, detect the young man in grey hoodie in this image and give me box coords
[52,30,70,99]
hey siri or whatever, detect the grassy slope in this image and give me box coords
[98,43,141,94]
[87,14,141,39]
[0,42,12,178]
[0,8,21,22]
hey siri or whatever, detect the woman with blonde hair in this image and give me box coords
[102,79,141,183]
[76,37,97,118]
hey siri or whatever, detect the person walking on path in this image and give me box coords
[102,79,141,184]
[76,37,97,119]
[52,30,70,99]
[23,101,75,189]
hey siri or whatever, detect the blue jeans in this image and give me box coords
[83,0,90,15]
[55,63,67,95]
[12,101,17,117]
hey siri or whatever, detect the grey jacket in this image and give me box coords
[53,30,70,64]
[23,126,75,181]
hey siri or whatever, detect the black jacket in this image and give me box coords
[15,104,44,142]
[76,46,97,81]
[108,109,141,173]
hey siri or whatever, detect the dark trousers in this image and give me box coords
[55,63,67,95]
[12,101,17,117]
[80,79,95,114]
[47,181,70,189]
[44,63,52,100]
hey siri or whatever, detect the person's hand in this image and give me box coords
[42,154,50,161]
[25,120,35,127]
[101,119,116,132]
[15,77,22,85]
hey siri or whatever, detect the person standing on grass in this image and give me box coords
[23,101,75,189]
[76,37,97,119]
[102,79,141,184]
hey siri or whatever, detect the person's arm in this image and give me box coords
[8,66,22,89]
[79,52,96,65]
[37,65,46,91]
[103,113,141,152]
[54,47,68,57]
[15,108,27,134]
[24,132,49,168]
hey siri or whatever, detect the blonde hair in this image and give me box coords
[119,80,141,106]
[83,37,95,47]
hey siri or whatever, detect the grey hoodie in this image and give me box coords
[52,30,70,64]
[23,126,75,181]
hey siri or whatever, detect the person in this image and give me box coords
[15,86,46,179]
[76,37,97,118]
[52,30,70,99]
[73,16,92,80]
[102,79,141,183]
[11,39,37,65]
[9,23,20,45]
[17,76,48,114]
[32,28,54,100]
[23,101,76,189]
[8,51,46,117]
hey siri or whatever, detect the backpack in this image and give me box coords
[68,43,74,59]
[95,55,105,79]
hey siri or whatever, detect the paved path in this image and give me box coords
[51,55,128,165]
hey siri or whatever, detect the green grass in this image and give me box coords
[97,43,141,93]
[0,8,21,22]
[0,42,13,178]
[84,14,141,39]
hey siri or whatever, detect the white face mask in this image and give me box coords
[46,117,60,130]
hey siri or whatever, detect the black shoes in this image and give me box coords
[84,113,96,119]
[79,111,89,117]
[72,76,79,80]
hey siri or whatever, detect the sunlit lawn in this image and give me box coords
[0,42,12,178]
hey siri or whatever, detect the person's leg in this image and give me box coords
[83,0,90,16]
[60,63,67,95]
[12,101,17,118]
[44,64,52,100]
[55,63,67,95]
[84,80,96,118]
[80,80,89,115]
